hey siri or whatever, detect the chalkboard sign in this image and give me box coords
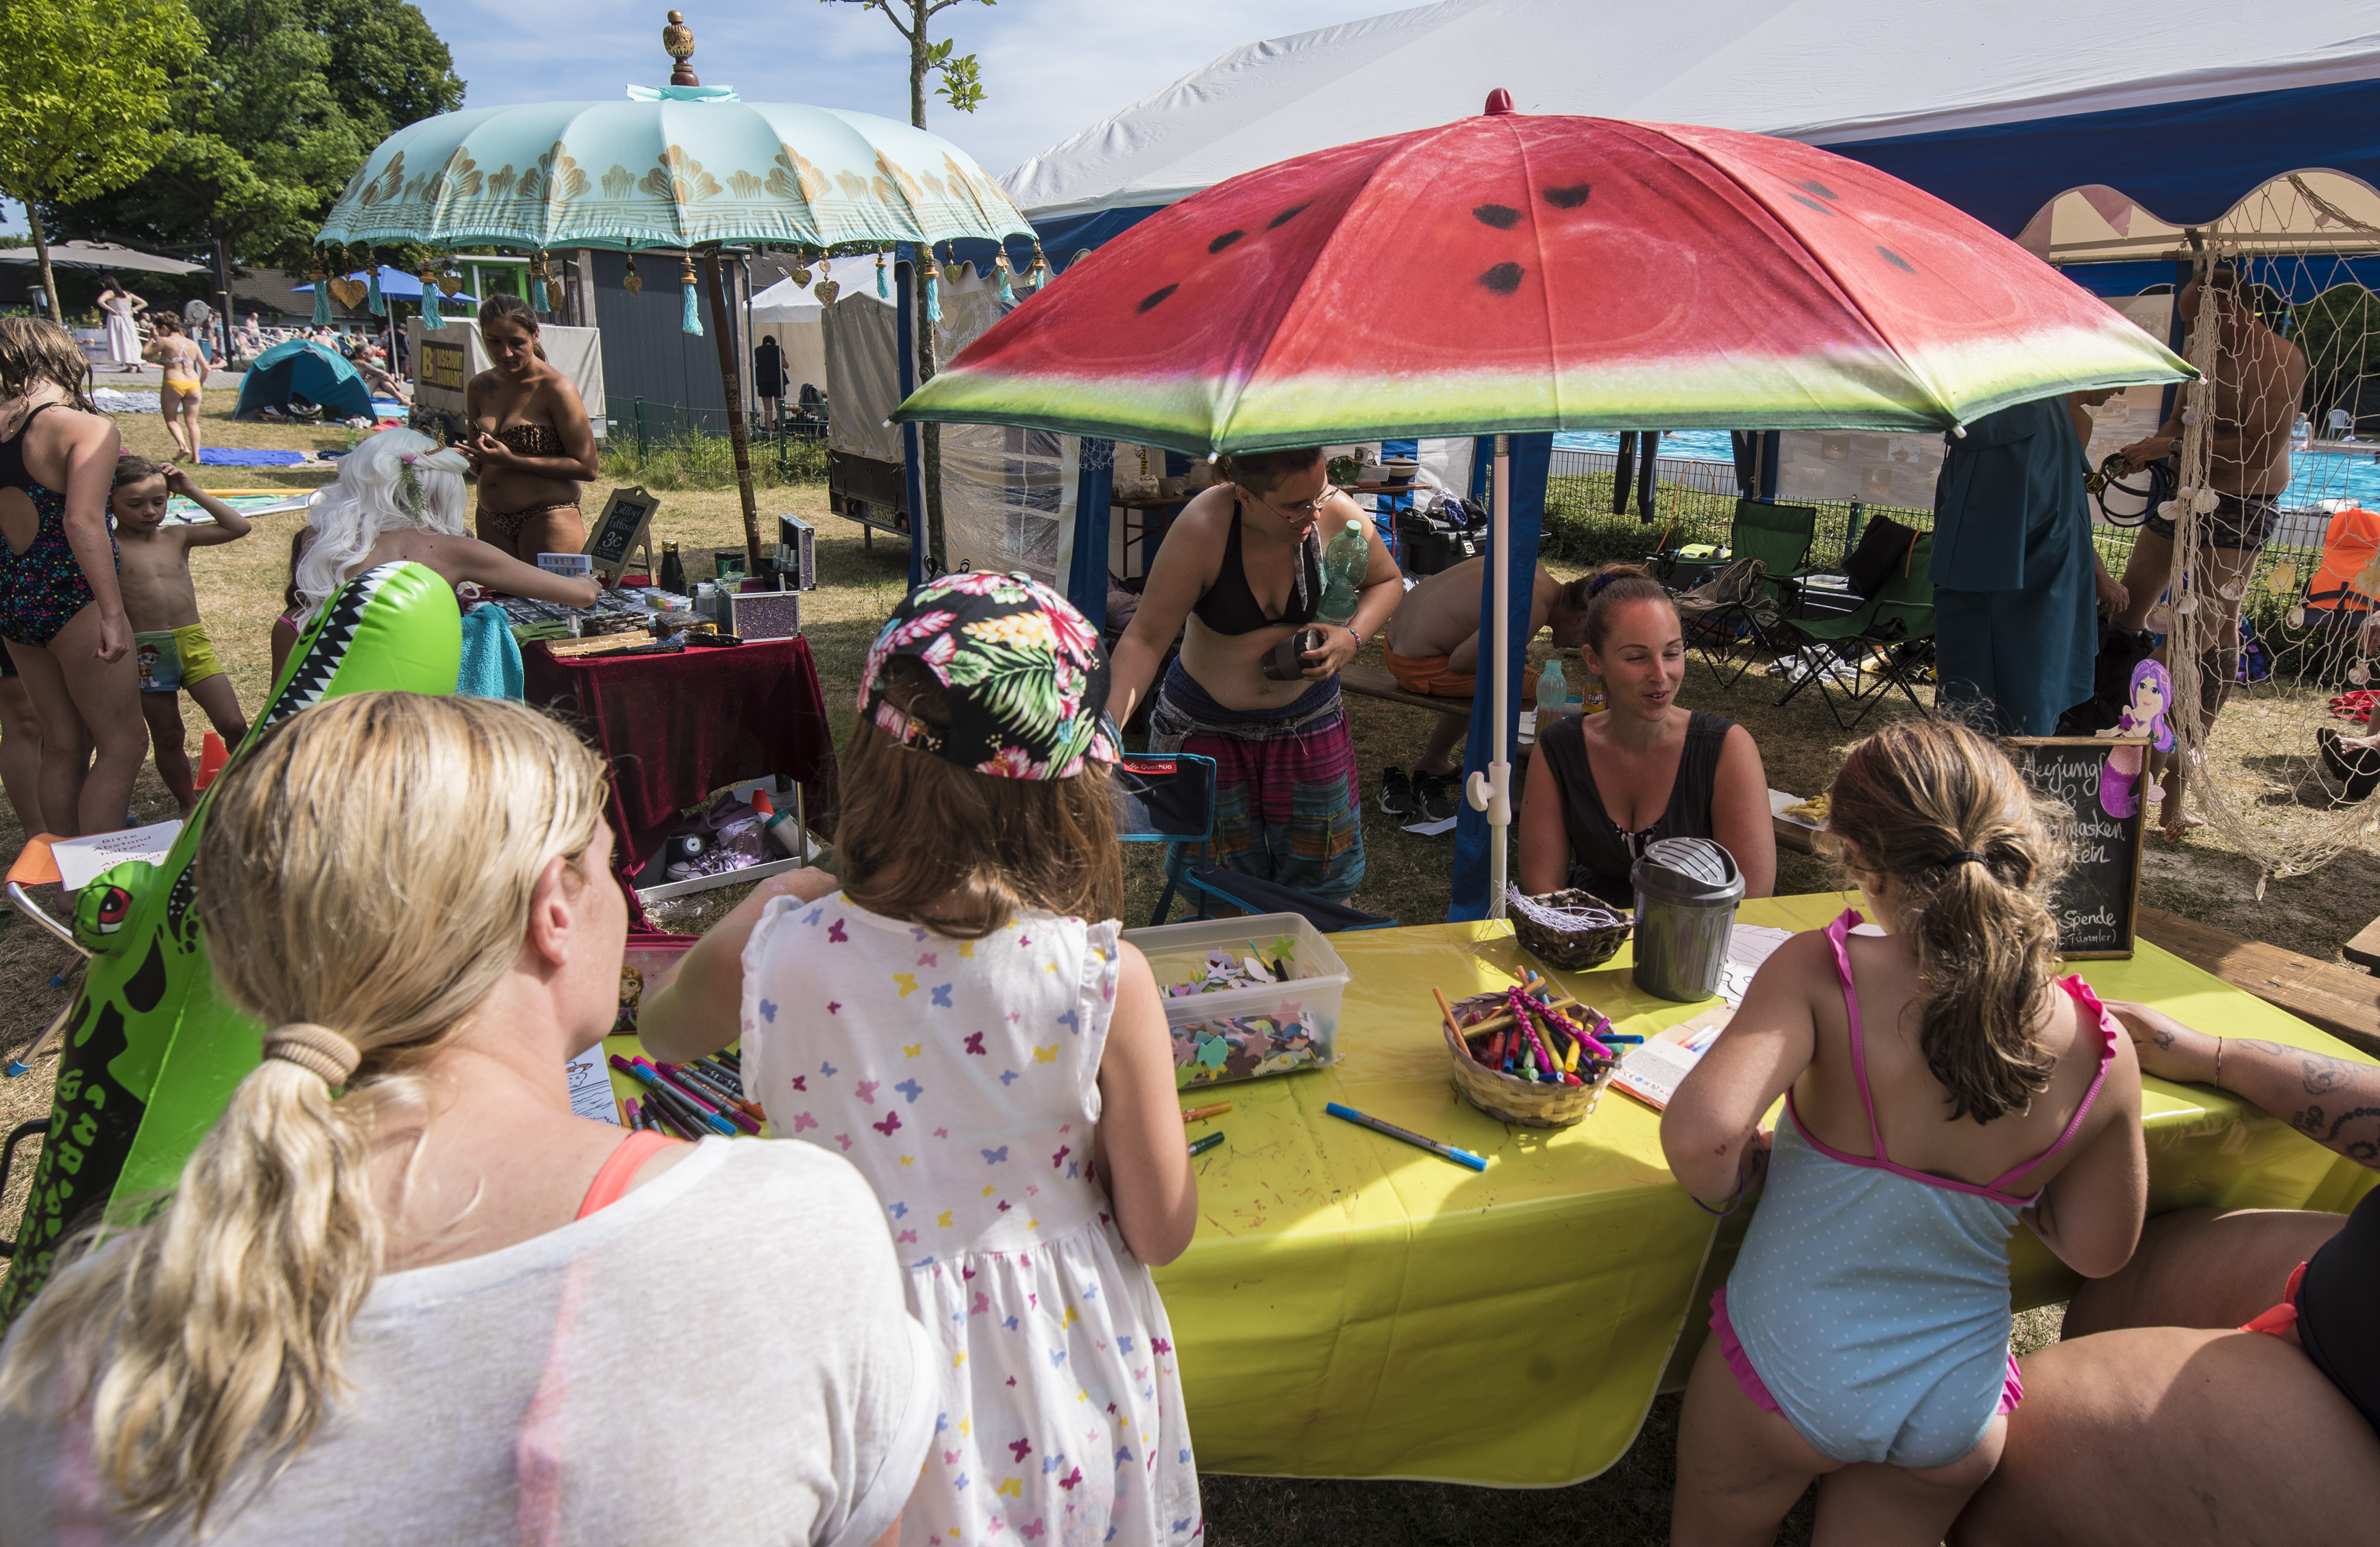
[583,486,659,584]
[2008,736,2148,959]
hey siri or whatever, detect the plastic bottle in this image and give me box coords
[1315,518,1369,625]
[1536,653,1568,720]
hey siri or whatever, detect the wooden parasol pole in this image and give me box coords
[701,246,764,576]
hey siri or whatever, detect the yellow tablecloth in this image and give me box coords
[1145,892,2378,1487]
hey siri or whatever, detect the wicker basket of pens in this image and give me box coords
[1505,887,1633,972]
[1435,972,1623,1128]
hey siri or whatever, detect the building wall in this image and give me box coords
[584,251,750,432]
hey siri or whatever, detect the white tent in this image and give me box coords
[1004,0,2380,253]
[748,274,828,404]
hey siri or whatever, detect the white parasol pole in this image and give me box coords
[1467,433,1514,918]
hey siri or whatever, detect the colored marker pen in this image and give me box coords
[1181,1102,1232,1123]
[1325,1101,1486,1172]
[611,1056,735,1135]
[1187,1131,1225,1158]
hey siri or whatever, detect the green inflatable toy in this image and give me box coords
[0,562,462,1323]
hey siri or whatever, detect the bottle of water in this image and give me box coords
[1316,519,1369,626]
[1536,653,1568,720]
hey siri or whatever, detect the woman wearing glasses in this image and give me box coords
[1107,446,1401,901]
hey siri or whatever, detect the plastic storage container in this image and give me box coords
[1122,911,1352,1087]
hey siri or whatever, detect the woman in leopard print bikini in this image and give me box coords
[463,295,598,561]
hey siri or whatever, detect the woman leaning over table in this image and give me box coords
[1951,1006,2380,1545]
[0,694,934,1547]
[1516,563,1775,904]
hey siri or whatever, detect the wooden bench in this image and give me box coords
[2134,904,2380,1059]
[2343,914,2380,973]
[1340,664,1470,718]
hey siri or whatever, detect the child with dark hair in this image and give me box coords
[642,572,1202,1547]
[1664,718,2148,1545]
[109,457,250,814]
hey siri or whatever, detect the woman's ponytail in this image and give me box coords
[1827,720,2071,1122]
[0,695,608,1530]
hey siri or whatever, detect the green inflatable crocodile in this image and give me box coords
[0,561,462,1323]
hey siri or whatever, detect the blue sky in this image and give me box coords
[2,2,1390,234]
[408,0,1389,179]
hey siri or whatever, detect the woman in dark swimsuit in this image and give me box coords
[1516,563,1775,904]
[1107,446,1401,902]
[463,295,598,560]
[0,318,145,836]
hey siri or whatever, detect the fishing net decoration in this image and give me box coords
[2156,178,2380,892]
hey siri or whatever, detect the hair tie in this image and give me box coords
[263,1022,362,1086]
[1587,570,1623,598]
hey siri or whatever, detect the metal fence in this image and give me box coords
[601,395,830,486]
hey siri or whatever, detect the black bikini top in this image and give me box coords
[1192,508,1321,636]
[0,402,56,494]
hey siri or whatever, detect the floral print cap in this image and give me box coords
[860,572,1121,780]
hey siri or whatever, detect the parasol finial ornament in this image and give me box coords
[663,9,698,87]
[1483,88,1514,115]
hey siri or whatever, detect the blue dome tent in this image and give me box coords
[234,339,374,423]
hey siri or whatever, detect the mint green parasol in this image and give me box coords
[316,86,1030,251]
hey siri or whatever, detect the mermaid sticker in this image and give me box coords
[2097,659,2175,818]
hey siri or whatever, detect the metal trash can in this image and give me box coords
[1630,837,1745,1002]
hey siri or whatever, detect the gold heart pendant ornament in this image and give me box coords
[327,277,368,309]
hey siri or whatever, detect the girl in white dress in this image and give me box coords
[95,275,145,371]
[645,572,1203,1547]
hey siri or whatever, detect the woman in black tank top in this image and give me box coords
[1514,563,1775,904]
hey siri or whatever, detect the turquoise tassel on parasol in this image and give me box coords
[679,254,704,336]
[877,253,889,298]
[419,270,441,326]
[366,268,384,317]
[995,250,1015,305]
[310,269,332,326]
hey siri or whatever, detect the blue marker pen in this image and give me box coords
[1324,1101,1487,1172]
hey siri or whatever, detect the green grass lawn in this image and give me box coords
[0,402,2367,1543]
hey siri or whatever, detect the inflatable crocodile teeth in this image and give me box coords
[0,562,462,1324]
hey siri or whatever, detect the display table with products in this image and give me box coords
[522,636,839,873]
[1142,893,2377,1487]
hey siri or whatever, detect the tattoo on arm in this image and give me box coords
[2290,1104,2380,1166]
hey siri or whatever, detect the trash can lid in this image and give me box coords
[1637,836,1738,894]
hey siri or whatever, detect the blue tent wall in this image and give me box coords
[1450,433,1552,922]
[1827,77,2380,238]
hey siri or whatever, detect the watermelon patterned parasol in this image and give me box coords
[894,104,2189,452]
[894,96,2194,917]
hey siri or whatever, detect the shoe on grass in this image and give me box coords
[1414,770,1457,822]
[1379,765,1417,816]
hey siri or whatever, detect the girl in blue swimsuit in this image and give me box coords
[1664,720,2147,1546]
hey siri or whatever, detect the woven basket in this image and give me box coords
[1507,887,1632,972]
[1440,992,1619,1128]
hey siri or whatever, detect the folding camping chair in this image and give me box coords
[1672,500,1822,689]
[1773,532,1937,729]
[1112,754,1398,932]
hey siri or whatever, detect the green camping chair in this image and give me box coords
[1774,531,1937,729]
[1673,499,1821,689]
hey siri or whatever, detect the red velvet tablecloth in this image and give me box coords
[523,637,839,873]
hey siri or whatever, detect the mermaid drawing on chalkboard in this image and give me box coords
[2096,659,2174,819]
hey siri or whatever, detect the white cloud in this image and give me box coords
[409,0,1395,177]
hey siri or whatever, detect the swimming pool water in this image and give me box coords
[1552,432,2380,513]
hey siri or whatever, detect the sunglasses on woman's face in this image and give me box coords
[1242,484,1333,516]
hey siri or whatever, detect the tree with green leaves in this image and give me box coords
[825,0,995,570]
[2292,284,2380,428]
[0,0,205,322]
[50,0,463,336]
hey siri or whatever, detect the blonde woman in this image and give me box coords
[0,694,933,1545]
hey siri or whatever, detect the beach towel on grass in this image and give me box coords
[196,449,308,467]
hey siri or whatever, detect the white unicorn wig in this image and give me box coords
[292,428,471,614]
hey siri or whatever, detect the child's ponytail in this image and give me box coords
[1827,721,2072,1122]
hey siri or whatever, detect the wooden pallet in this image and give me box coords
[2134,905,2380,1058]
[1339,664,1469,717]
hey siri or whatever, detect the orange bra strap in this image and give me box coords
[576,1129,680,1220]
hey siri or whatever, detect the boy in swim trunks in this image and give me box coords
[110,457,251,814]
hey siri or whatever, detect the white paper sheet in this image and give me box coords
[1610,1007,1734,1111]
[51,820,182,891]
[1716,923,1796,1007]
[565,1046,620,1124]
